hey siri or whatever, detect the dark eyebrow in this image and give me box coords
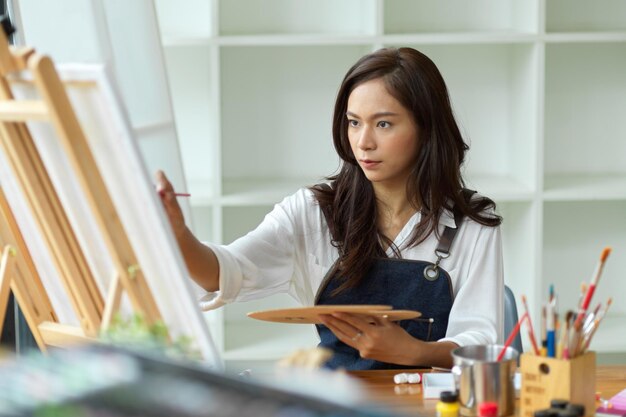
[346,111,399,119]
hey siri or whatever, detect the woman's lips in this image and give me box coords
[360,159,381,169]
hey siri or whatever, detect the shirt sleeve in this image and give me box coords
[198,190,309,311]
[439,223,504,347]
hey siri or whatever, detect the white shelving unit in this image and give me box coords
[154,0,626,365]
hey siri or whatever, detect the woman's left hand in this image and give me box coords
[319,313,423,366]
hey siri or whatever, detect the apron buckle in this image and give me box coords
[423,250,449,281]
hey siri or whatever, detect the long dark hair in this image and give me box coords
[310,47,502,293]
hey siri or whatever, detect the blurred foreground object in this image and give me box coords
[0,345,397,417]
[276,347,333,370]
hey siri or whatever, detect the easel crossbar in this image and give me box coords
[0,100,47,121]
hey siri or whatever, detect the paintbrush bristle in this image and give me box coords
[600,246,612,262]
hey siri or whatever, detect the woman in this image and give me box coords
[157,47,503,370]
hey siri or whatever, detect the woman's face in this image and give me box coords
[347,78,419,189]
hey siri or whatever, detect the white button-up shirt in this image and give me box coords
[201,188,504,347]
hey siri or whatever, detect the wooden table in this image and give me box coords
[348,366,626,416]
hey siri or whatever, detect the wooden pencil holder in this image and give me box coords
[520,351,596,417]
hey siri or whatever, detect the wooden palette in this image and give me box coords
[247,305,421,324]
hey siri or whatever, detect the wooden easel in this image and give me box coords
[0,26,163,348]
[0,186,59,351]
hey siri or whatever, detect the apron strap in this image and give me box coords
[435,188,476,257]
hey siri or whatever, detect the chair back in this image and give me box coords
[504,285,523,354]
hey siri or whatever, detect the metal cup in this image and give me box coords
[451,345,519,416]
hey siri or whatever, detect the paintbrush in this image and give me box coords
[577,283,587,309]
[521,295,541,355]
[574,247,612,330]
[596,297,613,323]
[583,303,603,333]
[582,298,613,353]
[560,311,574,359]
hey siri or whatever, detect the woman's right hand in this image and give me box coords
[155,170,187,240]
[155,170,220,292]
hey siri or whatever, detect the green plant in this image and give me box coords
[99,313,201,361]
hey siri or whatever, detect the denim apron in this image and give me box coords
[313,190,473,370]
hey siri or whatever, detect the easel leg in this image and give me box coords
[0,245,16,336]
[100,272,123,333]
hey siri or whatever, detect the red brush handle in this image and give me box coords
[574,284,596,328]
[498,313,527,361]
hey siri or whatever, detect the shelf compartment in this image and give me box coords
[464,174,535,202]
[224,293,319,361]
[224,321,320,361]
[220,45,368,183]
[219,0,376,36]
[499,201,539,310]
[202,309,224,354]
[187,179,219,207]
[542,201,626,352]
[543,174,626,201]
[222,205,274,244]
[163,45,218,188]
[546,0,626,33]
[544,43,626,182]
[154,0,212,39]
[189,205,214,243]
[389,43,539,192]
[383,0,538,35]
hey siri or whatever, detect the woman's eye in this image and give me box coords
[348,119,359,127]
[377,121,391,128]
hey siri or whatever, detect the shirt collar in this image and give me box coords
[439,207,457,229]
[412,208,457,229]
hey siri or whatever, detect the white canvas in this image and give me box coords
[0,147,79,327]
